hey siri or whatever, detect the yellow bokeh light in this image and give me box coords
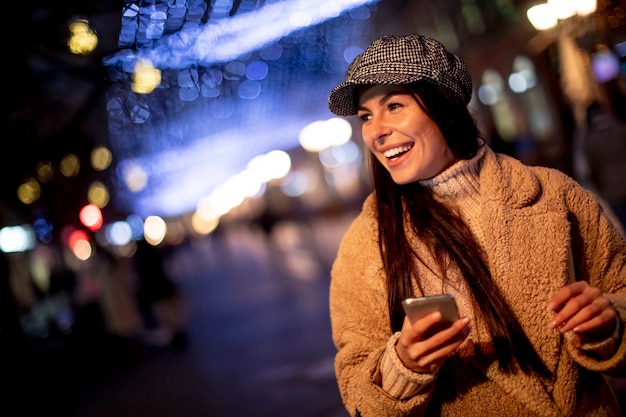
[87,181,110,208]
[121,160,148,193]
[17,178,41,205]
[36,161,54,183]
[67,19,98,55]
[191,211,219,235]
[132,59,162,94]
[60,154,80,177]
[91,146,113,171]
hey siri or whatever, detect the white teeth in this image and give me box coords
[383,145,413,158]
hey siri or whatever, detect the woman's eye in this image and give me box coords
[358,113,371,122]
[388,102,401,111]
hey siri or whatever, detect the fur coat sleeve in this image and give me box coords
[328,148,626,417]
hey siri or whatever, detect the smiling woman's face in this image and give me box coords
[357,84,458,184]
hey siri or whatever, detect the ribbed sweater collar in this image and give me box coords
[418,144,487,199]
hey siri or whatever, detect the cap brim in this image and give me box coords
[327,73,420,116]
[328,82,359,116]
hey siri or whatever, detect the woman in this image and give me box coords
[327,34,626,416]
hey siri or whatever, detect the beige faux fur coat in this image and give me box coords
[329,147,626,417]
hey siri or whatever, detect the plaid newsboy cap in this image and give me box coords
[328,34,472,116]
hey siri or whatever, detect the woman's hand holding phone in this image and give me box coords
[395,294,471,373]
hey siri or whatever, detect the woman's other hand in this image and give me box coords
[548,281,617,340]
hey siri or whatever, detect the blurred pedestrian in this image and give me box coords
[94,247,144,343]
[327,34,626,417]
[134,239,188,349]
[573,100,626,232]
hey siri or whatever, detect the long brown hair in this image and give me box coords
[371,81,550,377]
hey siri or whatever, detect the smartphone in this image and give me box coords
[401,294,460,326]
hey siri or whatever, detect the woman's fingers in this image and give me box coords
[571,306,616,334]
[549,282,595,327]
[547,281,587,313]
[397,313,470,372]
[548,282,615,336]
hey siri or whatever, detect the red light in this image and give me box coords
[68,229,90,251]
[79,204,103,232]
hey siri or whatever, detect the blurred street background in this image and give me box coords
[3,0,626,416]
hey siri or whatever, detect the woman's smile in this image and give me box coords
[383,143,414,159]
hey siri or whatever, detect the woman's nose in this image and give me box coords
[366,117,390,143]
